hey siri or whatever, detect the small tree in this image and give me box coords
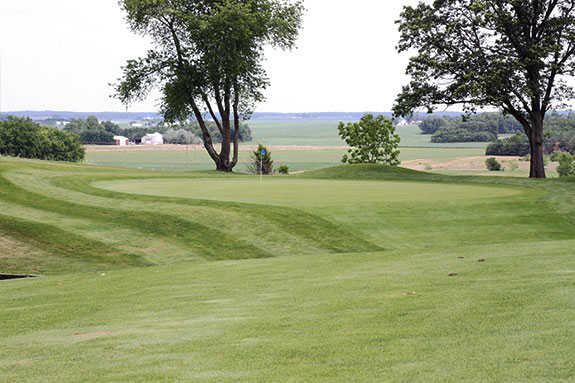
[247,144,273,175]
[338,114,401,166]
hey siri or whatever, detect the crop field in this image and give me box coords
[248,120,489,148]
[1,156,575,382]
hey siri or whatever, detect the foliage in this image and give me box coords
[115,0,303,171]
[432,128,496,143]
[485,157,502,171]
[557,152,575,177]
[278,164,289,175]
[64,116,121,145]
[338,114,401,166]
[421,113,521,143]
[79,130,116,145]
[420,116,447,135]
[247,144,274,175]
[394,1,575,178]
[486,134,531,156]
[0,117,85,162]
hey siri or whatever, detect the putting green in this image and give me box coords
[95,178,521,206]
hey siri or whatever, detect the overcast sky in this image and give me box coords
[0,0,418,113]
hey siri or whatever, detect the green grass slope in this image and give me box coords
[1,157,575,382]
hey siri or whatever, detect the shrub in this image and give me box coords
[278,164,289,175]
[550,151,567,162]
[247,144,273,175]
[486,157,502,171]
[0,117,85,162]
[557,152,575,177]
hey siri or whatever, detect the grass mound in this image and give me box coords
[301,163,431,181]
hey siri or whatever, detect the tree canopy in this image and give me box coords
[338,114,401,166]
[115,0,303,171]
[394,0,575,178]
[0,117,85,162]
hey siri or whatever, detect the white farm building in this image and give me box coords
[141,132,164,145]
[113,136,129,146]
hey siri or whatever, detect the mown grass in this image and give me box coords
[1,157,575,382]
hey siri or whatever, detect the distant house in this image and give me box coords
[113,136,129,146]
[141,132,164,145]
[130,122,144,128]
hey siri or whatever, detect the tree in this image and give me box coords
[114,0,303,172]
[0,117,85,162]
[394,1,575,178]
[64,116,118,145]
[338,114,401,166]
[247,144,273,174]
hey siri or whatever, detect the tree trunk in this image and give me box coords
[216,160,234,172]
[528,118,546,179]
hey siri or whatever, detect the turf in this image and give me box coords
[1,157,575,382]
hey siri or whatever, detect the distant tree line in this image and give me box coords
[486,113,575,156]
[63,116,252,145]
[64,116,122,145]
[421,114,523,143]
[0,117,85,162]
[420,112,575,156]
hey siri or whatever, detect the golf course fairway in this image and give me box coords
[1,158,575,382]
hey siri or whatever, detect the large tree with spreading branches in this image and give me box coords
[115,0,303,172]
[394,0,575,178]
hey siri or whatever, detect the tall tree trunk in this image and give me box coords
[529,117,546,179]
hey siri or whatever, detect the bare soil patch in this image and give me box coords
[402,156,558,173]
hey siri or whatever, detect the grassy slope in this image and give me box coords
[1,158,575,382]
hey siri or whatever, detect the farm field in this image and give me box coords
[248,120,489,148]
[1,157,575,382]
[86,119,495,173]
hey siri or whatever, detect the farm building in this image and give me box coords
[113,136,129,146]
[141,132,164,145]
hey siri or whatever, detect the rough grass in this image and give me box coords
[1,157,575,382]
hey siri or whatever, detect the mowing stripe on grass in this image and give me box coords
[0,175,271,261]
[0,214,148,268]
[52,175,383,254]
